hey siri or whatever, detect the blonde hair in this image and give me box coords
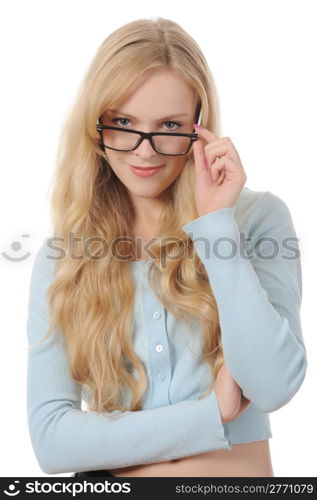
[36,17,225,413]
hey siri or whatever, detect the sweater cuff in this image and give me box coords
[194,391,232,452]
[182,208,237,237]
[182,208,240,263]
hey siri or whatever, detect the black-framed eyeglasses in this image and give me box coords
[96,122,199,156]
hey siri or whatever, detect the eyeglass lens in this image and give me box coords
[101,129,192,155]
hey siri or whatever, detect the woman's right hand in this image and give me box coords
[214,361,251,424]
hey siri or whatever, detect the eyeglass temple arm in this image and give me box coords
[196,105,202,126]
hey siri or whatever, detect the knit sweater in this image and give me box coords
[26,187,307,474]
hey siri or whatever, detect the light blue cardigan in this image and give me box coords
[26,187,307,474]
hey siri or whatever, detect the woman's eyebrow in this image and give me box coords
[107,109,189,120]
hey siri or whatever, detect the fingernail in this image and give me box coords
[193,124,202,128]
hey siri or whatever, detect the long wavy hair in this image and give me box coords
[36,17,225,413]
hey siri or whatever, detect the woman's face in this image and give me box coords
[101,68,197,205]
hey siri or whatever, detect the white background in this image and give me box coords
[0,0,316,477]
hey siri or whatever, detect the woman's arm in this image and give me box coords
[26,241,232,475]
[182,191,307,413]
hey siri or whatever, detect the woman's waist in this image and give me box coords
[110,440,273,477]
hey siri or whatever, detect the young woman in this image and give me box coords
[26,17,307,477]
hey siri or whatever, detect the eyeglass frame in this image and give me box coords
[95,105,202,157]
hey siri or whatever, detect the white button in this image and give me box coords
[155,344,163,352]
[158,373,166,381]
[153,311,161,319]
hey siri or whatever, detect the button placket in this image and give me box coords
[142,279,171,407]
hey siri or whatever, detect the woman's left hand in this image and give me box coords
[192,125,247,217]
[215,361,251,424]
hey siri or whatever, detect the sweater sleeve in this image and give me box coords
[26,241,231,475]
[182,191,307,414]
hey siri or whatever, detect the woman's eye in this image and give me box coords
[164,121,181,130]
[112,117,130,127]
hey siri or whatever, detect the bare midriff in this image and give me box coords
[110,440,273,477]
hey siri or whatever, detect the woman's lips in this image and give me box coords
[128,164,165,177]
[129,164,164,169]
